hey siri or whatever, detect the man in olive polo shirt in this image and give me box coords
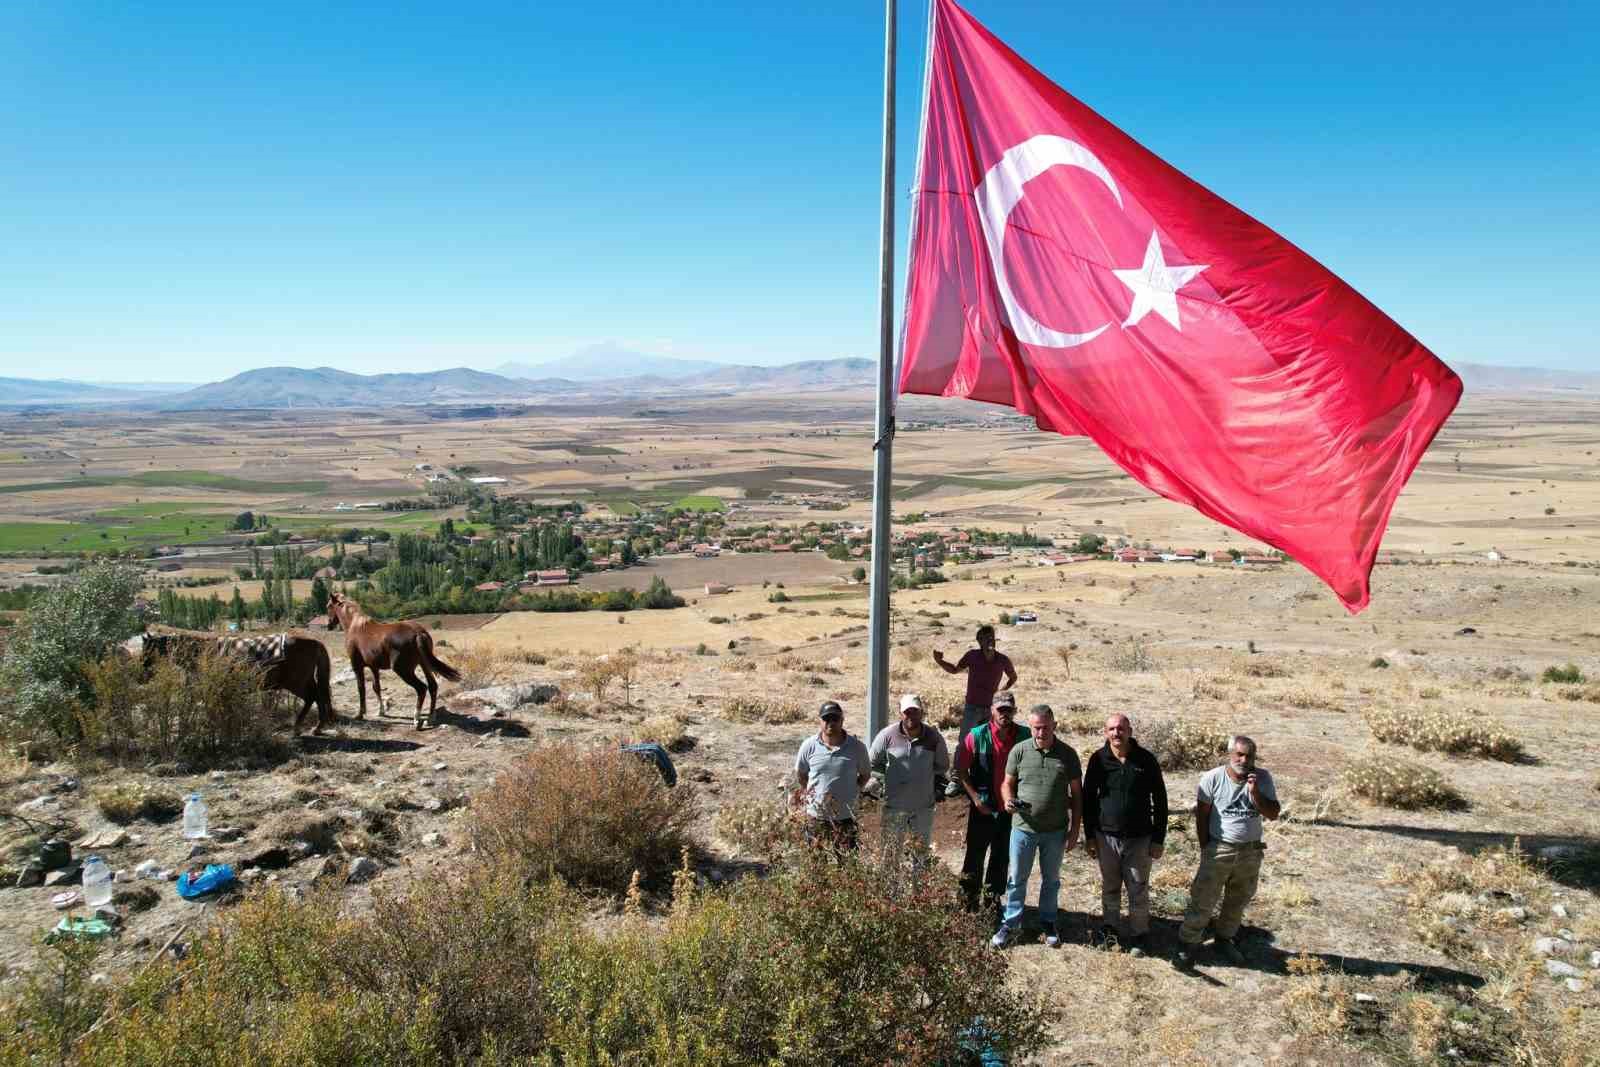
[994,704,1082,948]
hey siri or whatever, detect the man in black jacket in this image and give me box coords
[1082,713,1168,955]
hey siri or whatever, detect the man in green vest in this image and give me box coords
[993,704,1082,949]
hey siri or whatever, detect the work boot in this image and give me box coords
[1215,936,1246,966]
[1174,944,1197,972]
[1126,934,1148,958]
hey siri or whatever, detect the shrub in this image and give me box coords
[1106,639,1154,673]
[713,801,808,858]
[1191,675,1233,701]
[634,714,688,751]
[449,645,515,689]
[1370,656,1390,669]
[767,590,790,603]
[1280,687,1341,711]
[0,561,143,745]
[93,780,184,824]
[469,742,695,893]
[722,695,808,724]
[1344,757,1465,810]
[997,611,1013,625]
[1243,660,1289,678]
[1362,706,1523,761]
[1557,684,1600,703]
[80,647,281,766]
[1541,663,1585,684]
[1140,717,1228,771]
[25,851,1053,1065]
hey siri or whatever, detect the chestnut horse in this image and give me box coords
[326,592,460,728]
[133,627,336,736]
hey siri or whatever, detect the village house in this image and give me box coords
[474,581,504,592]
[693,543,718,558]
[313,566,339,580]
[532,569,572,585]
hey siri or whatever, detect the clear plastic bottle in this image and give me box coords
[182,792,209,839]
[82,855,113,908]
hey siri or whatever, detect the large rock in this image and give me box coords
[1545,960,1579,978]
[43,865,82,887]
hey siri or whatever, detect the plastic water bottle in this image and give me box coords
[182,792,209,840]
[82,855,113,908]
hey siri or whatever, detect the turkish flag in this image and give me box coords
[899,0,1461,612]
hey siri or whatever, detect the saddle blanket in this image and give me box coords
[217,633,288,665]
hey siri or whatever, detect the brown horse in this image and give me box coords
[133,627,336,736]
[326,592,460,728]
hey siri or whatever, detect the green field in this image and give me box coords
[0,511,237,553]
[0,471,327,496]
[670,495,725,512]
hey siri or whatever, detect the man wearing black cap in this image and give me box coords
[793,700,871,850]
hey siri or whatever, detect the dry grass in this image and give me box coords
[1344,756,1465,810]
[92,781,183,824]
[1139,716,1227,771]
[722,694,809,725]
[1362,706,1523,761]
[633,714,689,751]
[449,646,520,689]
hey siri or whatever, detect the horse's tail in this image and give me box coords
[421,631,461,683]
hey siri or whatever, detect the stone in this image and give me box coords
[18,795,60,813]
[1545,960,1579,978]
[1535,936,1574,956]
[420,832,444,848]
[347,857,380,884]
[186,844,208,860]
[1590,950,1600,969]
[304,799,322,810]
[1496,906,1528,922]
[1353,993,1378,1004]
[417,777,434,788]
[1551,903,1571,920]
[1539,845,1579,860]
[1558,928,1576,941]
[209,771,227,781]
[1566,978,1588,993]
[432,762,448,772]
[43,865,82,887]
[210,826,244,843]
[422,797,446,814]
[134,859,162,880]
[77,829,130,850]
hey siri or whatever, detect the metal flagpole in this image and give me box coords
[866,0,898,741]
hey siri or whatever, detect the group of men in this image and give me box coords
[791,625,1281,969]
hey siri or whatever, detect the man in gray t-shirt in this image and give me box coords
[793,701,871,849]
[1176,735,1282,969]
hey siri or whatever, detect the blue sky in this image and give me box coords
[2,0,1595,382]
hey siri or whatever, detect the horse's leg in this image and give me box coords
[352,654,368,720]
[397,658,429,729]
[418,655,439,716]
[370,667,387,717]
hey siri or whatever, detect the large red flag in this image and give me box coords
[899,0,1461,612]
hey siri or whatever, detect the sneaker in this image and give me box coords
[1126,934,1148,958]
[1174,944,1196,971]
[944,778,963,798]
[1215,936,1246,966]
[1043,923,1061,949]
[990,923,1015,949]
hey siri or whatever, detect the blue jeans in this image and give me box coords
[1002,825,1066,928]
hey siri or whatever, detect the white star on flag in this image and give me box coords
[1113,230,1208,330]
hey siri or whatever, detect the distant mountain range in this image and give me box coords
[0,377,194,405]
[496,342,726,382]
[4,356,1591,411]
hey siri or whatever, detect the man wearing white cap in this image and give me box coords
[869,693,952,850]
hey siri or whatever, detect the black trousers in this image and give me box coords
[960,806,1012,912]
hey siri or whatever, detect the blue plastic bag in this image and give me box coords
[176,864,236,899]
[620,742,677,787]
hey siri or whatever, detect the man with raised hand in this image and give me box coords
[1083,713,1168,957]
[933,624,1018,797]
[793,701,871,852]
[992,704,1081,949]
[869,693,951,852]
[953,690,1026,916]
[1176,735,1281,970]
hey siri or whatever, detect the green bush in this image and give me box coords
[1541,663,1585,684]
[0,561,143,746]
[16,851,1052,1065]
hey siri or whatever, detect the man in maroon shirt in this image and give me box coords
[934,624,1018,794]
